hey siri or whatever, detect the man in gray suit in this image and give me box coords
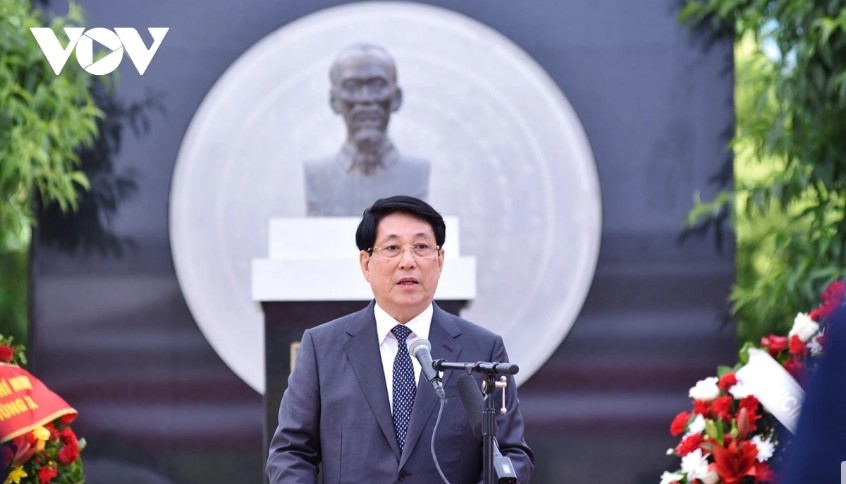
[266,196,533,483]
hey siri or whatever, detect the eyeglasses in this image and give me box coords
[367,243,441,259]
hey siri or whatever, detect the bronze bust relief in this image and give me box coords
[304,44,430,216]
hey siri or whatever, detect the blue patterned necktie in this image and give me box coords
[391,324,416,451]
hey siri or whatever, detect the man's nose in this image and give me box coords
[397,246,417,267]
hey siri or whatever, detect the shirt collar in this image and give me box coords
[375,303,433,344]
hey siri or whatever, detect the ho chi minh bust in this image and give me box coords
[304,44,431,216]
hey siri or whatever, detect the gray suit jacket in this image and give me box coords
[266,301,533,483]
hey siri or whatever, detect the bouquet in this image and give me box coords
[0,336,84,484]
[659,280,845,484]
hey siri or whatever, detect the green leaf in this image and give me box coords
[0,0,104,341]
[680,0,846,343]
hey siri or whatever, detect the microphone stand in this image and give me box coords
[481,370,498,484]
[435,360,518,484]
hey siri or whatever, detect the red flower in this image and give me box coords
[761,335,788,356]
[57,429,80,465]
[59,413,77,426]
[738,396,761,423]
[0,345,14,363]
[754,461,775,482]
[709,395,734,420]
[783,358,805,379]
[37,464,58,483]
[57,443,80,465]
[810,280,846,321]
[821,280,846,304]
[788,335,807,358]
[820,299,840,319]
[693,400,709,415]
[675,433,703,456]
[711,440,758,484]
[736,407,752,440]
[59,428,77,446]
[11,432,40,467]
[670,411,690,437]
[45,422,58,439]
[718,372,738,391]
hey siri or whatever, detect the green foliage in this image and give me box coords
[0,0,101,340]
[0,251,28,343]
[682,0,846,342]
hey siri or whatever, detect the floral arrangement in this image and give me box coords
[659,280,845,484]
[0,336,85,484]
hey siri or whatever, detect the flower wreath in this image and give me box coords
[0,336,85,484]
[659,280,845,484]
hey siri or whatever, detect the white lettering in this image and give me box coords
[30,27,84,75]
[30,27,168,75]
[114,28,169,75]
[75,27,123,75]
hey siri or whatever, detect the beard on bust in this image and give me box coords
[350,126,390,175]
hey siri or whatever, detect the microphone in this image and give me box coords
[408,339,446,400]
[433,360,519,375]
[457,373,483,440]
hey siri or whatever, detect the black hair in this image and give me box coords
[355,196,446,251]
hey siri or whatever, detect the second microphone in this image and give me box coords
[408,338,446,400]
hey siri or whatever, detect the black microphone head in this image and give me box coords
[408,338,431,357]
[457,373,483,441]
[496,362,520,375]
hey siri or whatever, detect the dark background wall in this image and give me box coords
[30,1,736,482]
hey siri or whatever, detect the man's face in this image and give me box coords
[359,212,444,323]
[331,52,401,147]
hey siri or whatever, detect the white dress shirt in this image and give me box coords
[374,303,433,413]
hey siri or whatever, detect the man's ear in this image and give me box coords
[359,250,372,282]
[390,87,403,112]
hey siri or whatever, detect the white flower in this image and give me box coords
[729,381,754,399]
[680,448,704,473]
[689,376,720,401]
[681,449,717,484]
[687,414,706,435]
[751,435,775,462]
[697,467,719,484]
[789,312,820,343]
[659,470,684,484]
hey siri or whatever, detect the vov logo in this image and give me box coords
[30,27,168,76]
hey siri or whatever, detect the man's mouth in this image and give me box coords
[352,117,384,131]
[397,278,418,286]
[351,106,386,123]
[354,112,382,122]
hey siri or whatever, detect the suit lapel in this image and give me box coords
[400,306,463,467]
[343,303,402,460]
